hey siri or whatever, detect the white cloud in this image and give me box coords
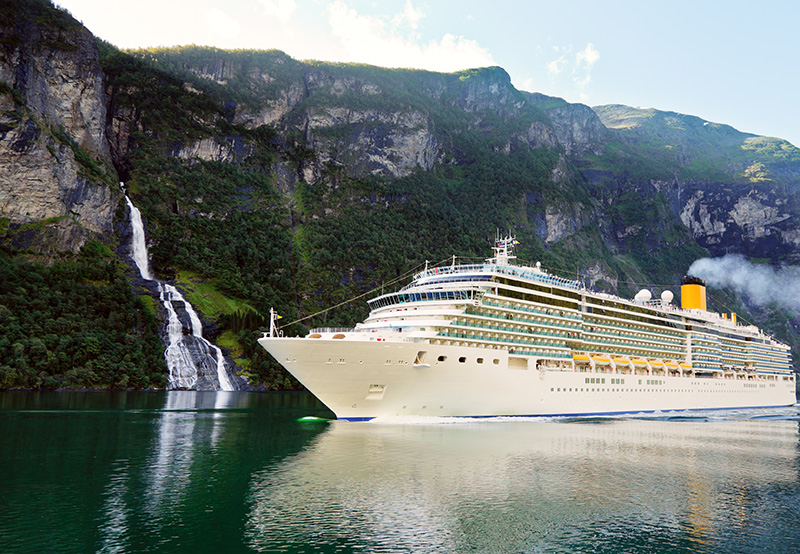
[546,56,566,75]
[576,43,599,67]
[573,43,599,101]
[259,0,297,24]
[544,43,600,102]
[324,0,494,72]
[393,0,424,30]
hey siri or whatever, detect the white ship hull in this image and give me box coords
[259,336,796,421]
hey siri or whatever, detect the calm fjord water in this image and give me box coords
[1,391,799,553]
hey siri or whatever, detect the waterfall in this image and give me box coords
[126,196,152,281]
[124,189,235,391]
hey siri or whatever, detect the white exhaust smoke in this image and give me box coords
[688,254,800,313]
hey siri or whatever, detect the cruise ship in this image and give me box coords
[259,236,796,420]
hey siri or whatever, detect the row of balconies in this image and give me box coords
[437,330,567,350]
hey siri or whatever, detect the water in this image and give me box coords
[1,392,799,553]
[124,191,235,391]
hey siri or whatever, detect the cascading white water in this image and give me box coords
[124,188,235,391]
[126,195,152,281]
[159,283,199,389]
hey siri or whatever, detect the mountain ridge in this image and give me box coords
[1,0,799,388]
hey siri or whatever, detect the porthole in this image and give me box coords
[459,357,466,363]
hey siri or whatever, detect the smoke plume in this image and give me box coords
[688,254,800,313]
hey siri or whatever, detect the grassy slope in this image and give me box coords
[593,104,800,184]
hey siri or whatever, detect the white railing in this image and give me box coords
[308,327,356,334]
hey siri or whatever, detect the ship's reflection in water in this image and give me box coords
[246,412,800,553]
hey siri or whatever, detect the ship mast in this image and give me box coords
[489,232,518,265]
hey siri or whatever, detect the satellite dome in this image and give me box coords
[661,290,674,304]
[634,289,652,303]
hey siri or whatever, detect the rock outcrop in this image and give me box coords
[0,1,118,253]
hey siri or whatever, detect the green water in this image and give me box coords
[1,391,799,553]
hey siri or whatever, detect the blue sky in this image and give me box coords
[57,0,800,147]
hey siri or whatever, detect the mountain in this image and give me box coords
[1,0,799,389]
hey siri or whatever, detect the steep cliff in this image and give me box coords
[592,105,800,263]
[0,0,118,254]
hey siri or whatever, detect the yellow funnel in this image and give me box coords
[681,276,707,311]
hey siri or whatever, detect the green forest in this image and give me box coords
[0,242,167,389]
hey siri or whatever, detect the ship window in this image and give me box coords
[437,355,447,362]
[493,359,500,365]
[459,357,466,363]
[477,358,484,364]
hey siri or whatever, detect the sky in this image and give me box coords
[56,0,800,147]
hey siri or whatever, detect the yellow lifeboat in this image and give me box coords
[664,361,680,369]
[573,354,592,363]
[591,354,612,366]
[648,358,666,370]
[631,358,648,368]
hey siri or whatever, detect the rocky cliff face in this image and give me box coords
[677,182,800,261]
[0,1,118,254]
[101,46,800,310]
[593,105,800,265]
[5,3,800,369]
[6,4,800,276]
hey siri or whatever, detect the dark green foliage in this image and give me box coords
[0,0,82,52]
[129,157,293,310]
[99,42,225,147]
[0,243,167,390]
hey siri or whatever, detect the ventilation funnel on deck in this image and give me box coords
[681,275,707,311]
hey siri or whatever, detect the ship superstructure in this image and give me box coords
[259,236,796,420]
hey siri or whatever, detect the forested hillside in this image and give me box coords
[2,0,799,389]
